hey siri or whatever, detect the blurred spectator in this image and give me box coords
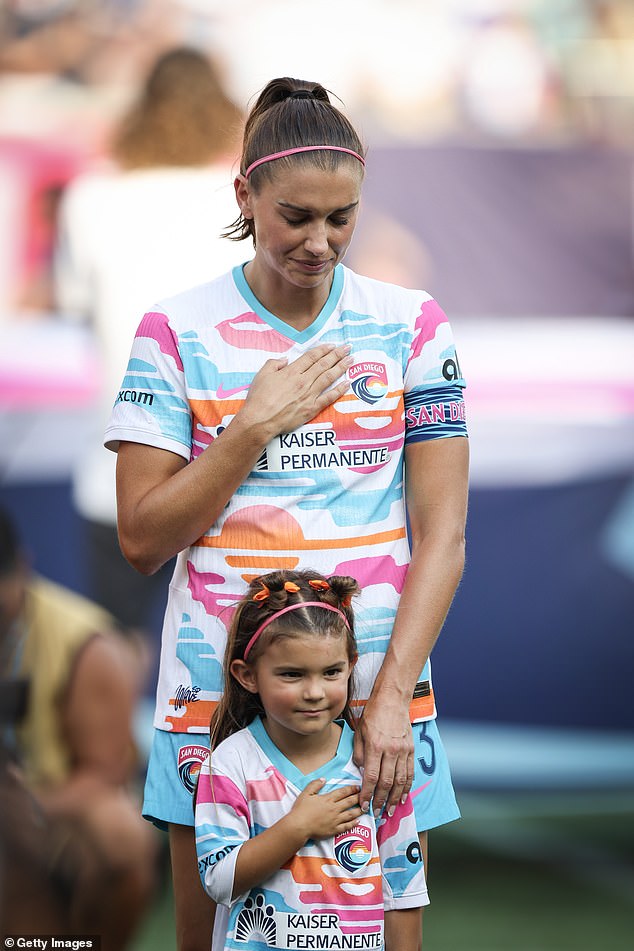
[53,45,247,643]
[558,0,634,146]
[0,0,175,84]
[0,2,93,77]
[0,1,191,317]
[459,12,562,141]
[0,505,158,948]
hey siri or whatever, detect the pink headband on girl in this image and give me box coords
[244,146,365,179]
[243,601,350,660]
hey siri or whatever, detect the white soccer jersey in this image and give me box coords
[105,264,467,733]
[195,718,428,951]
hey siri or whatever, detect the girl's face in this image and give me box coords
[236,163,362,302]
[234,632,353,750]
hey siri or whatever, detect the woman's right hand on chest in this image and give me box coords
[114,345,352,573]
[242,344,353,438]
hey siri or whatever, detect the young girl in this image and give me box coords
[195,570,428,951]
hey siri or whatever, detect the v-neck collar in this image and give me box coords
[248,714,352,789]
[232,264,344,345]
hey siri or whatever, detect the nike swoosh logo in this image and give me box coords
[216,382,249,399]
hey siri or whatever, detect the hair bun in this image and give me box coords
[289,90,314,100]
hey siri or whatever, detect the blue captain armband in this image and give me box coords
[404,383,467,444]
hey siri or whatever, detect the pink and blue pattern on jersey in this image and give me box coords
[105,266,467,735]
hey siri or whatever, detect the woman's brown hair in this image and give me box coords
[112,47,242,170]
[225,76,366,244]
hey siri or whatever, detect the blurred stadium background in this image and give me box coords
[1,1,633,949]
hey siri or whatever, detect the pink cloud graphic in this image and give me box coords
[410,300,448,361]
[186,562,242,623]
[197,772,249,821]
[136,311,184,371]
[246,766,288,802]
[332,555,408,594]
[216,312,290,353]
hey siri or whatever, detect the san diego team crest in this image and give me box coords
[333,824,373,872]
[177,744,208,793]
[348,362,388,404]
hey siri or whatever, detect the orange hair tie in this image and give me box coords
[309,579,330,591]
[341,594,352,608]
[253,585,270,602]
[284,581,300,593]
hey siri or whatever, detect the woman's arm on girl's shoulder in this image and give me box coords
[355,435,469,814]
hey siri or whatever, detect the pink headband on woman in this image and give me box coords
[244,145,365,179]
[243,601,350,660]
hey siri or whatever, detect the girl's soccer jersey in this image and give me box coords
[105,264,467,733]
[195,718,428,951]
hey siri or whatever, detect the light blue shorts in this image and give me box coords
[142,731,211,829]
[143,718,460,832]
[410,718,461,831]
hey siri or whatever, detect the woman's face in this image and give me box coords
[237,162,362,298]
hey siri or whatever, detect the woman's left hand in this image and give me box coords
[352,693,414,817]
